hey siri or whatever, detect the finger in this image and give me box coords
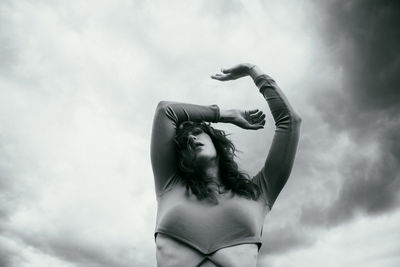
[211,73,233,81]
[252,114,266,123]
[249,110,263,118]
[247,109,259,115]
[221,67,233,74]
[221,64,243,74]
[211,74,227,80]
[220,74,234,81]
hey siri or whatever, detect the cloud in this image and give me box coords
[1,0,399,266]
[298,0,400,228]
[260,222,315,255]
[200,0,244,18]
[245,0,400,259]
[259,209,400,267]
[9,232,142,267]
[314,0,400,132]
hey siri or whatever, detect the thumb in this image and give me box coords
[249,124,264,130]
[221,67,233,74]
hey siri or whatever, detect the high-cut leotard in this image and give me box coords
[150,74,301,255]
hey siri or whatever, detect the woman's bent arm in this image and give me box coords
[150,101,220,196]
[250,66,302,208]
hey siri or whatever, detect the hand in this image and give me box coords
[211,63,255,81]
[223,109,266,130]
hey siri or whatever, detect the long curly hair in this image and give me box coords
[174,121,261,204]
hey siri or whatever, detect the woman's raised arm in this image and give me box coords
[150,101,220,196]
[250,67,301,208]
[212,64,302,208]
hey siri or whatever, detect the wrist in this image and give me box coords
[219,109,237,123]
[248,65,264,80]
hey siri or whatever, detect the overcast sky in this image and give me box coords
[1,0,399,266]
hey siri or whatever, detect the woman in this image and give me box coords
[150,63,301,267]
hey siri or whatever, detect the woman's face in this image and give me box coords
[181,127,217,163]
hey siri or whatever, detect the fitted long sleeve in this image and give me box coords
[251,75,301,209]
[150,101,220,196]
[151,75,301,256]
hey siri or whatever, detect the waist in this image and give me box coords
[156,233,259,267]
[155,229,262,255]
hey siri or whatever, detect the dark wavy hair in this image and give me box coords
[174,121,261,204]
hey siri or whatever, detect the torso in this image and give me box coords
[155,182,269,267]
[156,233,259,267]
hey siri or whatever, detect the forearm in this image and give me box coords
[250,67,301,129]
[158,102,237,125]
[157,101,220,125]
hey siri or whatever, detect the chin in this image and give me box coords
[195,153,217,162]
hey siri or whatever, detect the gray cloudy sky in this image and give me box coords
[1,0,399,266]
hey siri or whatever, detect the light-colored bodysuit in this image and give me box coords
[150,74,301,266]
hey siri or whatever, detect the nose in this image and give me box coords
[188,134,197,140]
[187,134,197,147]
[188,134,197,143]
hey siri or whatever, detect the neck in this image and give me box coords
[204,159,221,184]
[196,157,221,184]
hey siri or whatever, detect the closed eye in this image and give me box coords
[191,128,203,135]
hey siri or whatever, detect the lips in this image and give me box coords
[192,142,204,149]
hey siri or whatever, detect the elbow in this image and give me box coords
[155,101,178,123]
[292,113,302,124]
[276,112,302,129]
[156,101,172,110]
[276,112,301,131]
[156,101,174,114]
[154,101,169,119]
[291,113,302,131]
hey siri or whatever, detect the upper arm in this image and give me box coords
[150,101,220,195]
[151,101,180,195]
[252,115,301,208]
